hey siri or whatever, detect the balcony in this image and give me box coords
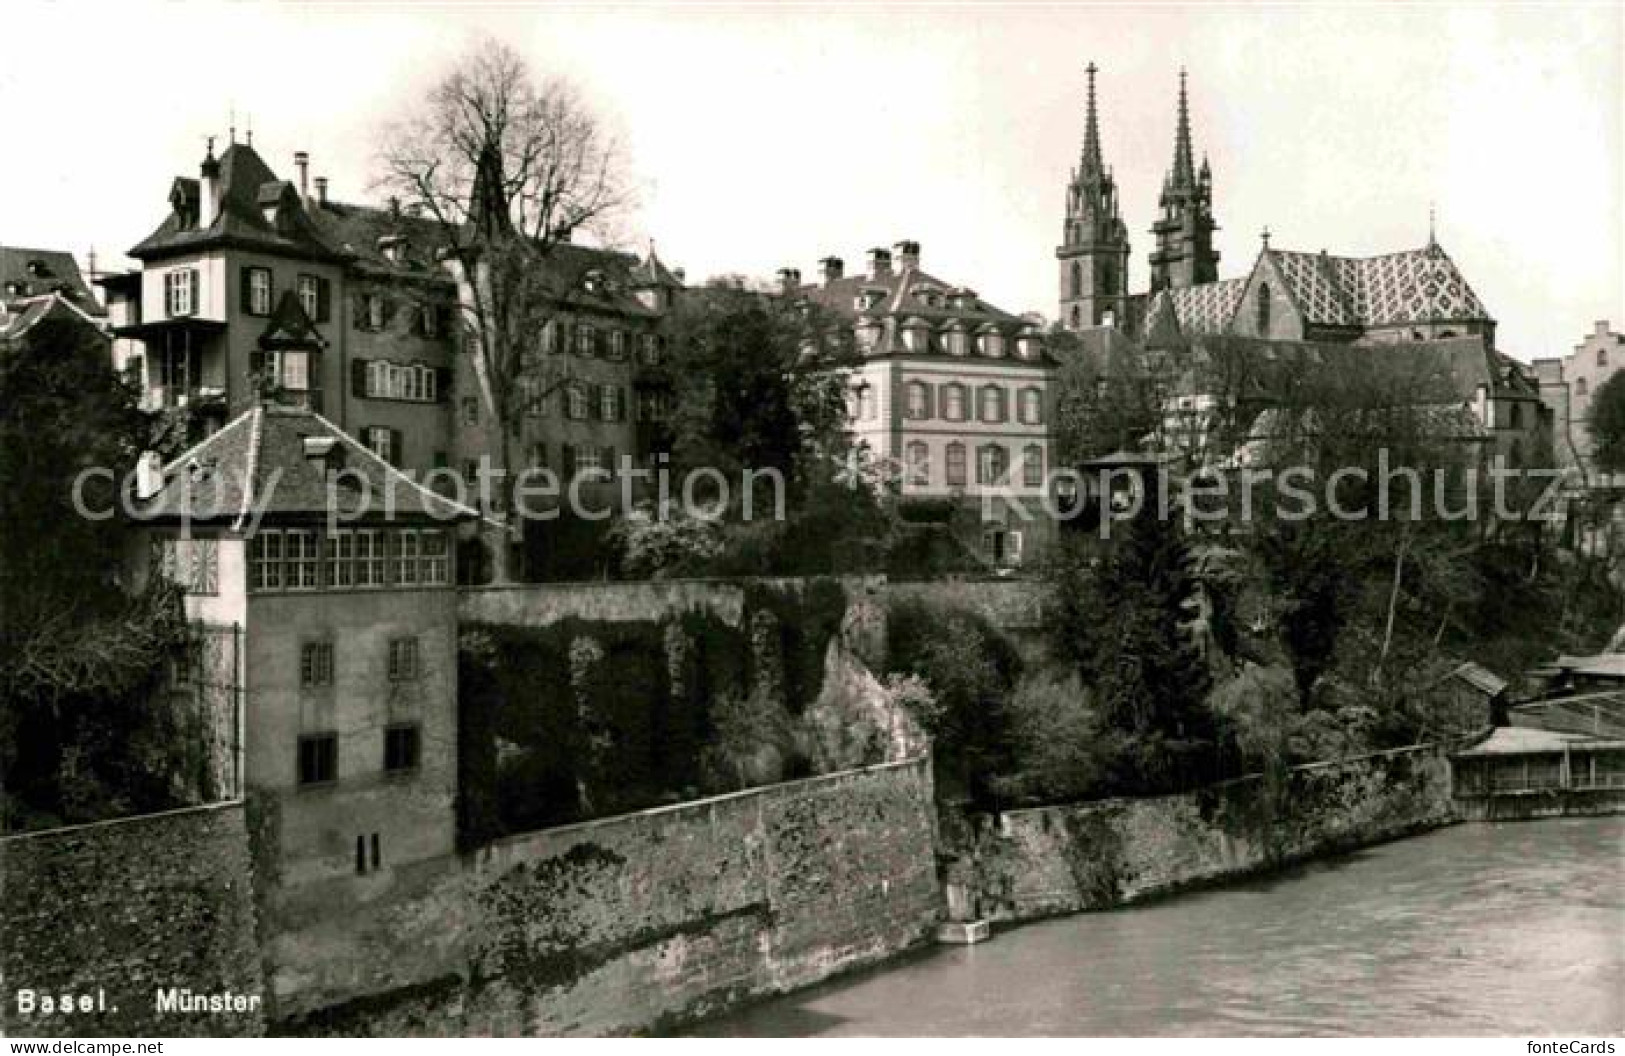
[143,385,227,412]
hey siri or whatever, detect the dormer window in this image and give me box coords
[26,260,49,278]
[5,281,24,298]
[978,329,1005,358]
[583,269,604,295]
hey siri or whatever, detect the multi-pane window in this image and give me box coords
[384,724,421,773]
[945,443,967,487]
[327,530,354,588]
[979,385,1007,423]
[608,330,627,360]
[164,269,198,317]
[639,333,659,364]
[566,385,590,420]
[363,426,396,466]
[286,529,321,590]
[977,444,1008,485]
[246,267,272,316]
[297,275,320,319]
[573,444,604,480]
[905,381,930,420]
[364,293,385,331]
[366,360,437,402]
[252,529,451,592]
[906,441,930,486]
[575,323,594,356]
[419,305,439,337]
[298,733,338,785]
[599,385,622,422]
[943,384,967,422]
[249,532,284,591]
[461,396,480,425]
[394,530,421,586]
[522,376,549,417]
[300,642,334,687]
[268,350,311,393]
[1019,388,1043,425]
[388,637,419,681]
[1023,444,1044,487]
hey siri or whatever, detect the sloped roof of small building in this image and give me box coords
[1454,726,1618,757]
[0,245,104,315]
[133,402,479,529]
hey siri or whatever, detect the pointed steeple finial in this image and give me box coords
[1081,62,1103,177]
[1171,66,1196,189]
[1261,226,1272,249]
[1428,201,1437,246]
[228,104,236,145]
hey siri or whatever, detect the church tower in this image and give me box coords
[1057,63,1130,330]
[1148,69,1220,292]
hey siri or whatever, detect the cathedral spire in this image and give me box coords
[1080,62,1103,178]
[1169,67,1196,191]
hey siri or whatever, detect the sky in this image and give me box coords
[2,2,1619,360]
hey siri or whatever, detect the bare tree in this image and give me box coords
[377,39,631,580]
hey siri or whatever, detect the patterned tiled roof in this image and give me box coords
[1152,277,1247,336]
[1269,243,1491,328]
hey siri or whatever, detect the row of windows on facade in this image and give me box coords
[900,441,1046,488]
[445,441,633,487]
[858,322,1041,360]
[456,382,665,427]
[247,528,451,592]
[165,267,333,322]
[850,382,1045,426]
[296,721,420,786]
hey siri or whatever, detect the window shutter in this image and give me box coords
[604,446,616,478]
[380,296,396,328]
[248,350,265,381]
[352,357,369,398]
[316,278,332,323]
[187,270,199,314]
[390,429,404,467]
[351,293,366,329]
[921,382,934,420]
[561,443,577,478]
[240,267,253,314]
[588,383,602,420]
[435,367,453,401]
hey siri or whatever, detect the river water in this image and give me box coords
[692,816,1623,1037]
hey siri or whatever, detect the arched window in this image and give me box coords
[1019,388,1043,425]
[945,442,967,487]
[1070,305,1081,329]
[976,444,1008,485]
[905,441,930,486]
[905,380,931,420]
[1577,377,1589,398]
[979,385,1006,423]
[1256,283,1271,334]
[1023,444,1044,487]
[944,383,967,422]
[1070,262,1083,299]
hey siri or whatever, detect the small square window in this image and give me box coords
[298,733,338,785]
[384,724,420,773]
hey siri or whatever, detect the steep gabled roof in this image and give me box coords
[1270,242,1492,328]
[1148,276,1247,338]
[0,245,104,315]
[130,142,348,262]
[133,403,479,528]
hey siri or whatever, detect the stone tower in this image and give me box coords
[1056,63,1131,330]
[1148,69,1220,292]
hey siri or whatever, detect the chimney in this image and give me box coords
[777,267,802,294]
[867,247,892,280]
[135,451,164,501]
[894,240,920,271]
[302,435,343,471]
[389,196,401,220]
[199,138,222,228]
[294,151,310,200]
[313,176,329,206]
[820,256,844,285]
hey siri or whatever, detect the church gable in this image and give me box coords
[1231,252,1308,341]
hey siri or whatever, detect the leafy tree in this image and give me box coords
[1589,369,1625,475]
[0,316,188,830]
[1049,507,1220,794]
[377,38,630,581]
